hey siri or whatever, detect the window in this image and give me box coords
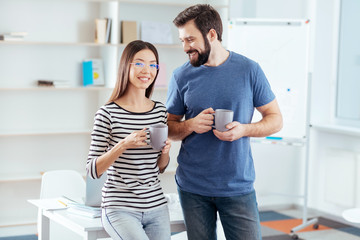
[336,0,360,126]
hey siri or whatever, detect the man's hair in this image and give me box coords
[173,4,223,42]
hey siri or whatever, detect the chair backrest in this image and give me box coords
[342,208,360,223]
[40,170,86,200]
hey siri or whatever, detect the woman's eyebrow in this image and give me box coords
[133,58,157,63]
[133,58,145,62]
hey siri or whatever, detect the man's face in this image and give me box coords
[178,20,211,67]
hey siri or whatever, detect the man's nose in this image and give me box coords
[183,42,191,53]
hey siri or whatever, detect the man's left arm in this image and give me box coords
[213,99,283,142]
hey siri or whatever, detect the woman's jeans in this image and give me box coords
[178,188,262,240]
[102,205,171,240]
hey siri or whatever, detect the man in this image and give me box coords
[166,4,283,240]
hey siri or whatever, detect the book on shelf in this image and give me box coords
[0,35,24,41]
[37,80,70,87]
[121,21,137,44]
[0,32,28,41]
[95,18,106,43]
[82,59,105,86]
[67,202,101,218]
[105,18,112,43]
[95,18,112,44]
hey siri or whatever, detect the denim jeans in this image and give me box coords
[178,188,262,240]
[101,205,171,240]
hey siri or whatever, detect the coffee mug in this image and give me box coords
[212,109,234,132]
[147,123,168,151]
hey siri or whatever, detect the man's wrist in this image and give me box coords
[184,118,194,134]
[241,123,253,137]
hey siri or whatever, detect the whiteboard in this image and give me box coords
[228,19,310,139]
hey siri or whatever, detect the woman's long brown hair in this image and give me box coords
[107,40,159,104]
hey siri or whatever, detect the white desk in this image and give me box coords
[31,201,185,240]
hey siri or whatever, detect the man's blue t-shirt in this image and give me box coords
[166,51,275,197]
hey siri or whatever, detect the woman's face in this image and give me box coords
[128,49,158,90]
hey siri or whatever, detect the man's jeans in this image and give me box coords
[178,188,262,240]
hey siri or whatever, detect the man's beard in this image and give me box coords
[188,38,211,67]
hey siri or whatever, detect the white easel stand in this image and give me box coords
[290,135,318,239]
[290,76,318,239]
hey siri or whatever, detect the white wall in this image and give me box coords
[230,0,360,218]
[230,0,307,19]
[307,0,360,216]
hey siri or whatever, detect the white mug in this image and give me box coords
[212,109,234,132]
[147,123,168,150]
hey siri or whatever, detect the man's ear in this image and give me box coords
[207,29,218,43]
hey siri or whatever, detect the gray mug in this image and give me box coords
[147,123,168,151]
[212,109,234,132]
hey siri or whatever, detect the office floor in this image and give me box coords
[260,207,360,240]
[2,207,360,240]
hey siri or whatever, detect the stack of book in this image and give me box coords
[67,202,101,218]
[95,18,112,44]
[37,80,70,88]
[0,32,27,41]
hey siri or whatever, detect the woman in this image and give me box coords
[86,40,171,240]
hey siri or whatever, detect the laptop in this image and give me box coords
[84,172,107,207]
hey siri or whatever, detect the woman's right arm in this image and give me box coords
[86,108,112,179]
[86,118,149,179]
[86,108,148,178]
[95,129,148,177]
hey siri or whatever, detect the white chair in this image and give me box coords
[342,208,360,223]
[38,170,86,240]
[40,170,85,200]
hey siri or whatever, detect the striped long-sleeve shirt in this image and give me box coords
[86,101,168,211]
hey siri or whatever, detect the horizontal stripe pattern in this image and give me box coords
[86,101,168,211]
